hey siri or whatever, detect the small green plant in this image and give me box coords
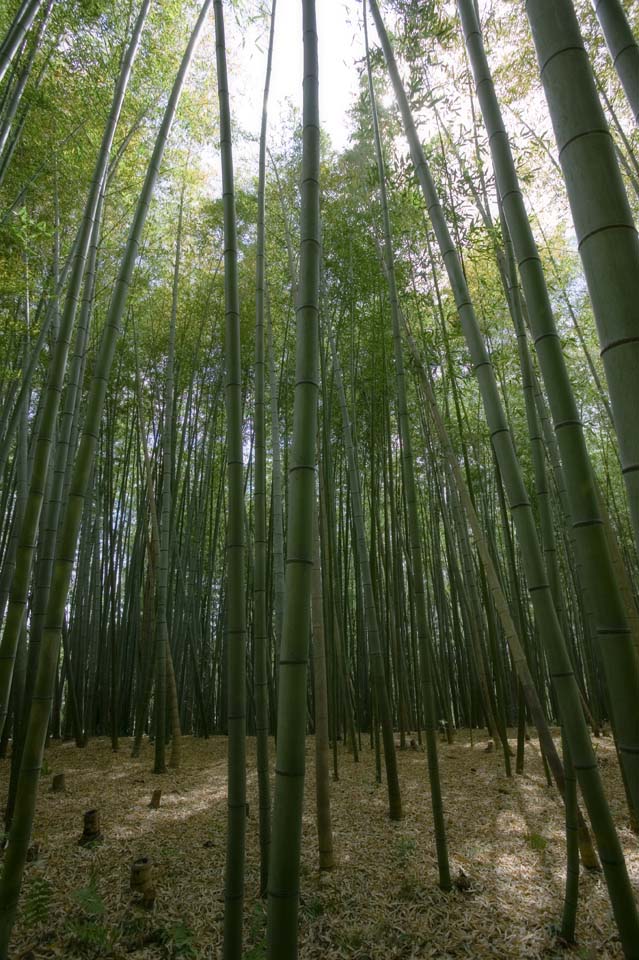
[399,877,419,900]
[248,901,266,936]
[72,880,106,916]
[526,832,547,852]
[338,925,364,951]
[246,902,266,959]
[302,896,324,920]
[66,879,111,956]
[22,876,52,928]
[163,921,196,958]
[396,835,417,864]
[67,919,111,955]
[120,913,152,945]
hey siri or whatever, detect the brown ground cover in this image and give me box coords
[2,729,637,958]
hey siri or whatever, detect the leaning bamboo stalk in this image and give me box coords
[0,0,53,163]
[592,0,639,126]
[0,0,44,86]
[311,482,335,870]
[405,319,598,870]
[526,0,639,567]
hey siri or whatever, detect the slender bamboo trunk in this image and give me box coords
[526,0,639,567]
[0,0,151,739]
[312,484,334,870]
[154,190,184,774]
[214,0,247,954]
[328,325,402,819]
[253,0,277,896]
[560,728,579,943]
[592,0,639,125]
[364,2,449,888]
[266,0,320,953]
[0,0,44,86]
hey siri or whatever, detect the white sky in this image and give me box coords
[241,0,364,148]
[201,0,366,189]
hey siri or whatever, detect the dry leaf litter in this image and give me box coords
[1,729,637,959]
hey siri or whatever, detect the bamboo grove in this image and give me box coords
[0,0,638,957]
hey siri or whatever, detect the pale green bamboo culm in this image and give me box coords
[153,189,184,775]
[0,0,45,85]
[525,0,639,565]
[364,0,449,889]
[254,0,277,898]
[214,0,248,954]
[218,0,246,960]
[0,5,210,955]
[328,324,403,822]
[0,0,52,163]
[311,484,335,871]
[402,321,599,871]
[9,186,106,814]
[592,0,639,125]
[266,0,320,954]
[131,316,182,772]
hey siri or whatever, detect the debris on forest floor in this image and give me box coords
[2,729,637,958]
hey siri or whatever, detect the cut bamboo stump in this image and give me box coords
[51,773,65,793]
[131,856,155,909]
[78,809,102,845]
[149,789,161,809]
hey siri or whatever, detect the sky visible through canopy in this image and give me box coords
[200,0,366,191]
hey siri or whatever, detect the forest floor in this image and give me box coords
[2,729,638,959]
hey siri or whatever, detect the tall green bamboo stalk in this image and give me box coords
[266,300,285,659]
[364,1,449,889]
[525,0,639,564]
[154,189,184,774]
[214,0,247,954]
[266,0,320,953]
[311,483,335,870]
[328,324,402,820]
[0,0,44,85]
[592,0,639,125]
[254,0,277,897]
